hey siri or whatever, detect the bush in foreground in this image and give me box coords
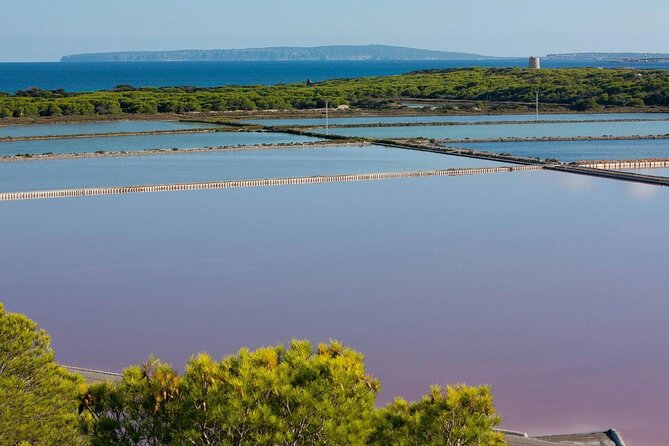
[370,385,504,446]
[80,342,504,446]
[1,303,504,445]
[0,304,86,445]
[81,341,380,445]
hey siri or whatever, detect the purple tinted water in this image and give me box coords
[0,170,667,445]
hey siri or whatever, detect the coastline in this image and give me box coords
[0,127,241,142]
[288,117,669,130]
[2,105,669,128]
[437,134,669,144]
[0,140,368,163]
[6,116,669,143]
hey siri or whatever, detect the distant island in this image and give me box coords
[547,52,669,62]
[60,45,493,62]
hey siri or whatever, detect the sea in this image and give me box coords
[2,58,669,93]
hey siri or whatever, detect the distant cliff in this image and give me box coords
[61,45,492,62]
[547,52,669,61]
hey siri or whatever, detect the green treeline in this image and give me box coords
[2,67,669,118]
[0,303,505,446]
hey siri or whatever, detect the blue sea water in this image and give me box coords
[2,59,669,93]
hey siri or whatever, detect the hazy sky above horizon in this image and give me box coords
[1,0,668,62]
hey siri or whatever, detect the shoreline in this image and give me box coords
[0,127,241,142]
[2,106,669,128]
[0,140,367,163]
[2,117,669,142]
[438,134,669,144]
[286,117,669,130]
[576,158,669,169]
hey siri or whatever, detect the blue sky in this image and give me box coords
[1,0,668,61]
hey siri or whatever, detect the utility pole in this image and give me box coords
[535,90,539,121]
[325,99,329,135]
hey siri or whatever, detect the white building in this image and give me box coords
[528,56,541,69]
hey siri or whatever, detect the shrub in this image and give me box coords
[0,304,86,445]
[81,340,381,446]
[369,385,505,446]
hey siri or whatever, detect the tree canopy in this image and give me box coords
[370,385,505,446]
[79,341,505,446]
[0,304,86,446]
[81,340,381,446]
[1,304,505,445]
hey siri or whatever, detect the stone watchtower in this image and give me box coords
[528,56,541,70]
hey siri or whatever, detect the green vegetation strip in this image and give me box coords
[2,67,669,119]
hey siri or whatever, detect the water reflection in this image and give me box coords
[623,182,659,201]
